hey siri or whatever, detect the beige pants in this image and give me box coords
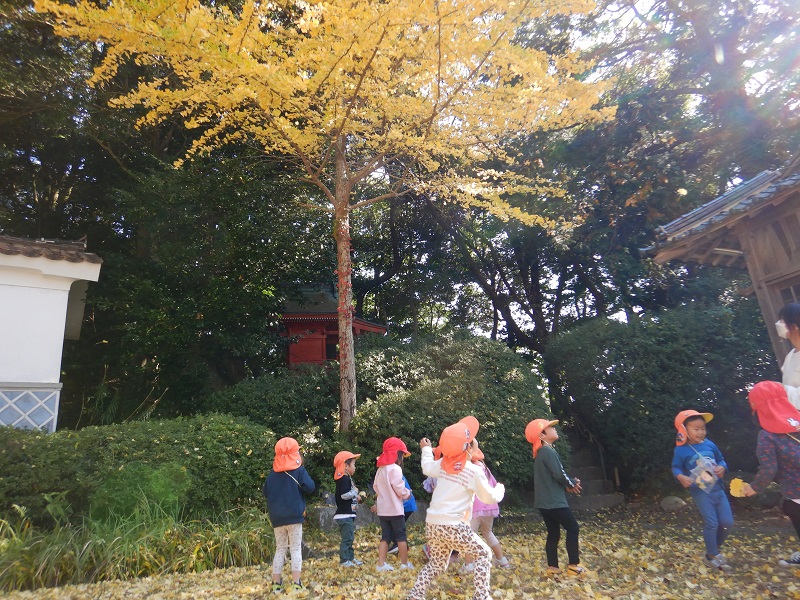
[470,515,499,548]
[272,523,303,575]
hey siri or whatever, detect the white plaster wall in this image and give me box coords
[0,282,68,383]
[0,254,100,386]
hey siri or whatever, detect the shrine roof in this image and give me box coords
[644,160,800,268]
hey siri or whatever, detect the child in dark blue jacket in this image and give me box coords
[672,410,733,572]
[333,450,363,566]
[263,437,315,592]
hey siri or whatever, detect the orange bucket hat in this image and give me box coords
[439,416,480,474]
[674,410,712,446]
[748,381,800,434]
[273,437,302,472]
[333,450,361,480]
[525,418,558,457]
[376,437,411,467]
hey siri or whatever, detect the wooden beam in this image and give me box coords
[735,218,786,365]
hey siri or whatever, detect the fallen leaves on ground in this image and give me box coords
[5,505,800,599]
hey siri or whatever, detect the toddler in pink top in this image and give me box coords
[373,437,413,571]
[462,441,510,572]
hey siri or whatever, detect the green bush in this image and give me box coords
[89,462,191,521]
[202,364,339,439]
[201,365,342,492]
[0,414,275,526]
[543,300,778,488]
[350,332,555,492]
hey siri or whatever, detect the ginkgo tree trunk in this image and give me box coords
[35,0,613,432]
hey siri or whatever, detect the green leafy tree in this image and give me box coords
[0,0,120,238]
[421,0,799,363]
[583,0,800,183]
[61,155,335,426]
[350,193,489,336]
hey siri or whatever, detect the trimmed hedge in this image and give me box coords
[201,364,341,488]
[0,414,275,526]
[202,364,339,439]
[544,301,778,488]
[349,332,555,493]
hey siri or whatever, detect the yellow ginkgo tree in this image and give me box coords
[35,0,613,432]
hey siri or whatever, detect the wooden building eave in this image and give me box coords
[645,170,800,268]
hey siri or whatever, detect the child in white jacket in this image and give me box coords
[407,416,505,600]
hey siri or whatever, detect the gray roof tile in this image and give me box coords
[0,235,102,264]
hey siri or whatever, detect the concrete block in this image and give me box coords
[570,466,605,481]
[580,479,614,495]
[569,493,624,511]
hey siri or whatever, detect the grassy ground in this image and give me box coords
[4,503,800,599]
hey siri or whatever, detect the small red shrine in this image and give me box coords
[282,285,386,366]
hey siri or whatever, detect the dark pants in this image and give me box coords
[337,518,355,562]
[539,507,580,567]
[389,511,414,546]
[783,499,800,540]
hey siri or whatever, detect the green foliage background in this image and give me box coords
[201,333,556,496]
[350,333,554,493]
[543,294,779,489]
[0,414,275,526]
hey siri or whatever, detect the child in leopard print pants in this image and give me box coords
[408,417,505,600]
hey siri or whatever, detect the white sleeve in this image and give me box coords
[421,446,442,478]
[785,384,800,410]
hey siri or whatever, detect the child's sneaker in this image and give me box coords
[460,562,475,574]
[400,562,414,570]
[376,563,395,572]
[271,580,283,593]
[566,564,587,576]
[352,558,364,565]
[387,542,399,554]
[779,551,800,566]
[703,554,733,572]
[494,556,511,569]
[291,580,305,590]
[341,560,356,567]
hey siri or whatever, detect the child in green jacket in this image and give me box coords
[526,419,584,576]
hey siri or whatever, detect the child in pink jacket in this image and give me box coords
[373,437,413,571]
